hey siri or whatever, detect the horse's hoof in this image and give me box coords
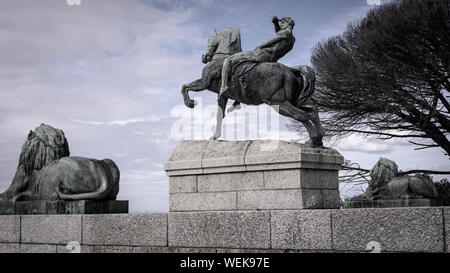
[227,107,234,113]
[209,133,221,140]
[305,139,324,149]
[187,100,197,109]
[234,104,241,110]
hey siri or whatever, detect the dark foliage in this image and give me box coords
[290,0,450,155]
[435,178,450,205]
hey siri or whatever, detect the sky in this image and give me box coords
[0,0,448,213]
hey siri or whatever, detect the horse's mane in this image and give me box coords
[19,124,70,175]
[370,157,398,187]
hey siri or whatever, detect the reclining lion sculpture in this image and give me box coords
[0,124,120,202]
[351,157,438,201]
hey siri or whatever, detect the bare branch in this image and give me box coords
[399,169,450,175]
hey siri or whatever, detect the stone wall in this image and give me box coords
[1,207,448,253]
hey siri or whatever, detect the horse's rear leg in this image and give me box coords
[210,96,228,140]
[299,104,324,143]
[310,104,324,142]
[182,79,207,108]
[277,101,323,147]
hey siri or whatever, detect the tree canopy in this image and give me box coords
[291,0,450,156]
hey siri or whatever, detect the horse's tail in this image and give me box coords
[292,65,315,107]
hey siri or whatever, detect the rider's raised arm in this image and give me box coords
[272,16,281,33]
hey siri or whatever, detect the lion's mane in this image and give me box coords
[19,124,70,175]
[369,157,398,188]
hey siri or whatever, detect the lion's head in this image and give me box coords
[19,124,70,175]
[369,157,398,188]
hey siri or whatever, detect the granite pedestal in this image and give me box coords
[165,140,344,211]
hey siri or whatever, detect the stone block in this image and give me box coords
[8,200,128,215]
[300,169,339,189]
[444,207,450,253]
[216,248,285,253]
[332,207,444,252]
[245,162,302,172]
[202,165,246,174]
[170,192,236,212]
[169,247,216,253]
[264,169,300,189]
[132,246,216,253]
[164,140,207,174]
[21,215,82,244]
[20,244,57,253]
[322,189,341,209]
[0,243,19,253]
[0,202,15,215]
[198,172,263,192]
[56,244,94,253]
[244,140,343,170]
[83,213,167,246]
[343,199,438,208]
[165,168,203,176]
[244,140,303,165]
[237,189,322,210]
[169,175,197,193]
[168,211,270,249]
[271,210,332,250]
[263,169,339,192]
[93,246,134,253]
[89,200,129,214]
[0,216,20,243]
[14,201,46,215]
[201,140,251,169]
[132,246,170,253]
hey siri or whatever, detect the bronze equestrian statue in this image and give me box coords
[181,17,323,147]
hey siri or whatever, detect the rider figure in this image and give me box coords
[218,16,295,98]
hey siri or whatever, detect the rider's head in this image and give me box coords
[280,17,295,30]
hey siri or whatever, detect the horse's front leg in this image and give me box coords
[210,96,228,140]
[181,79,206,108]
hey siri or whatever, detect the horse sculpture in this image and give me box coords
[181,26,324,147]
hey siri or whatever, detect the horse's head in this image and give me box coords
[202,28,242,63]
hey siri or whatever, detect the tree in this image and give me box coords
[290,0,450,155]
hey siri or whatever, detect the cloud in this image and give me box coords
[334,134,394,153]
[69,116,161,127]
[1,0,447,213]
[120,170,167,185]
[132,158,150,164]
[0,0,203,212]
